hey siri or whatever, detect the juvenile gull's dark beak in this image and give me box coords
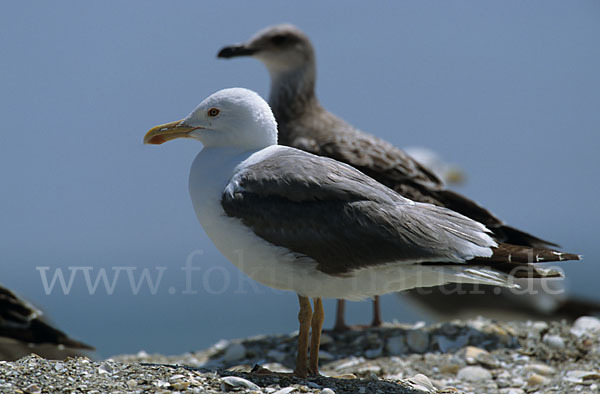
[217,44,258,58]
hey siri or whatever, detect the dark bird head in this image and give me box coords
[217,24,315,75]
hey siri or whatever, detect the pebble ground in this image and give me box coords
[1,316,599,393]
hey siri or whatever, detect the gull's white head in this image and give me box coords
[217,24,315,76]
[144,88,277,149]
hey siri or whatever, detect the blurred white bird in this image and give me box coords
[404,146,465,186]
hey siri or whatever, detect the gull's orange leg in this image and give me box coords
[294,295,312,378]
[309,297,324,375]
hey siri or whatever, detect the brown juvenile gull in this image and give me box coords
[402,280,600,322]
[144,87,579,377]
[0,284,94,360]
[217,23,562,330]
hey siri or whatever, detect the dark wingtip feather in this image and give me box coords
[487,243,581,264]
[430,190,560,248]
[497,225,560,248]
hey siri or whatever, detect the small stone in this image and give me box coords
[332,373,357,379]
[436,334,469,353]
[320,389,335,394]
[499,389,525,394]
[511,377,525,387]
[335,357,364,370]
[262,363,292,374]
[571,316,600,337]
[221,376,260,390]
[386,336,407,355]
[272,388,296,394]
[307,382,321,388]
[483,324,515,345]
[357,365,381,374]
[364,346,382,358]
[97,363,114,375]
[524,363,556,376]
[457,366,492,382]
[153,380,169,388]
[366,334,383,349]
[531,321,549,331]
[441,321,460,335]
[384,372,404,381]
[126,379,138,388]
[542,334,565,349]
[565,370,600,383]
[511,353,530,363]
[273,388,295,394]
[527,373,551,387]
[318,350,334,361]
[351,335,366,346]
[439,363,460,374]
[461,346,488,364]
[267,349,287,363]
[407,330,429,353]
[461,346,498,369]
[409,373,436,392]
[320,334,334,345]
[222,343,246,362]
[171,381,191,390]
[496,376,510,388]
[497,371,511,379]
[23,384,41,394]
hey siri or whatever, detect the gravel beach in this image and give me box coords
[1,316,598,393]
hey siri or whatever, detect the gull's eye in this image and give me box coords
[208,108,220,117]
[270,34,288,46]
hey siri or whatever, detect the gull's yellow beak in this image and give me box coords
[143,119,201,145]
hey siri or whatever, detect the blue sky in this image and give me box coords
[1,1,598,357]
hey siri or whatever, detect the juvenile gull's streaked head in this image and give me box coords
[218,24,315,76]
[144,88,277,149]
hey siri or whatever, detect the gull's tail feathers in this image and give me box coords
[423,243,579,281]
[485,243,580,264]
[470,243,580,279]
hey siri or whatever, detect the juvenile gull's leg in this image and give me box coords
[333,299,349,331]
[333,297,382,332]
[371,296,382,327]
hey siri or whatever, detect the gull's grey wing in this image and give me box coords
[221,148,496,276]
